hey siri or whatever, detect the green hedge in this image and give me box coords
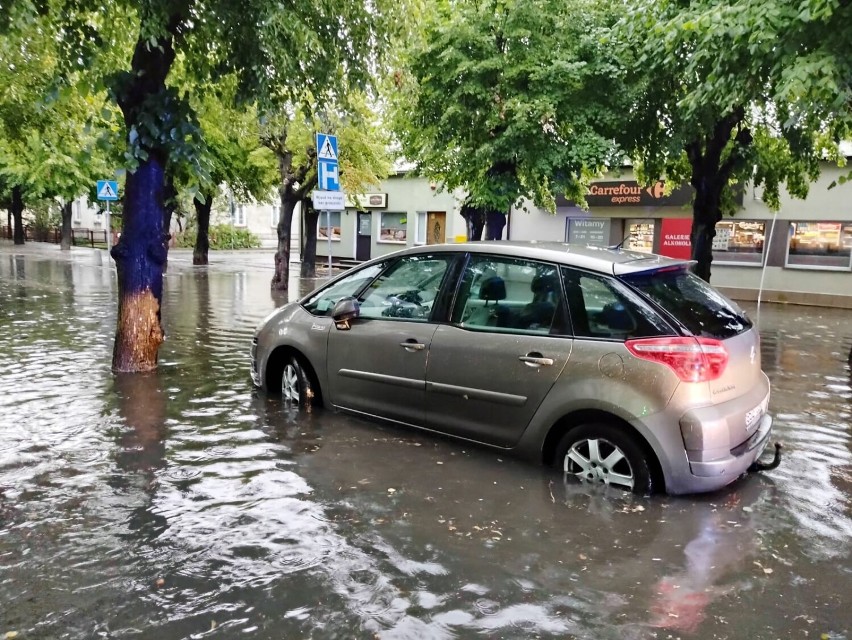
[175,224,262,250]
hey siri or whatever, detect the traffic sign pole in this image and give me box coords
[96,179,119,254]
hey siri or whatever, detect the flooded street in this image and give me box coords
[1,244,850,639]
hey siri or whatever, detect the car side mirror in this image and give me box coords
[331,296,360,330]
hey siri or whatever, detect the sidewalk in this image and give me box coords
[0,240,320,275]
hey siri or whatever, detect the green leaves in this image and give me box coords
[391,0,629,213]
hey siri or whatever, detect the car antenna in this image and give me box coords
[610,234,630,250]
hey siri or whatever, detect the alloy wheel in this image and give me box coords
[565,437,635,490]
[282,363,300,403]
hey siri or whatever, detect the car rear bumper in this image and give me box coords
[657,380,774,493]
[687,412,772,477]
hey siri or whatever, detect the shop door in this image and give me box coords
[356,212,371,261]
[426,212,446,245]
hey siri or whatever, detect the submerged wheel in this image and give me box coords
[554,423,653,493]
[281,355,316,408]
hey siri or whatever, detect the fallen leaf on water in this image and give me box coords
[6,632,20,639]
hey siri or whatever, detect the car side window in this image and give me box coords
[357,255,452,321]
[302,263,385,317]
[451,256,566,334]
[561,267,673,339]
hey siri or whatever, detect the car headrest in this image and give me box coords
[531,274,558,294]
[479,276,506,301]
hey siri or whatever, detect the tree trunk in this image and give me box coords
[685,108,750,283]
[110,158,168,373]
[60,201,72,250]
[6,209,12,239]
[193,195,213,265]
[689,179,723,282]
[485,210,507,240]
[300,199,319,278]
[272,190,298,290]
[109,13,181,372]
[461,203,485,241]
[11,186,24,245]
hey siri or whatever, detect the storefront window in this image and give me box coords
[380,212,407,243]
[625,219,654,253]
[712,220,766,265]
[318,211,341,241]
[786,221,852,270]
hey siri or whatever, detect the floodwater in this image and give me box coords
[0,245,850,640]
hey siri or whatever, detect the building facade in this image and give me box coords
[509,163,852,308]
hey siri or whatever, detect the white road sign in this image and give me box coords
[312,190,346,211]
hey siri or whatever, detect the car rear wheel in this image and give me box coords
[555,423,653,494]
[281,355,316,408]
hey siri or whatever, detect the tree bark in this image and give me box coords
[300,199,319,278]
[273,189,298,290]
[461,203,485,241]
[11,186,24,245]
[110,16,181,373]
[686,107,750,282]
[485,209,507,240]
[689,184,722,282]
[193,195,213,265]
[110,158,168,373]
[262,126,318,291]
[60,201,72,250]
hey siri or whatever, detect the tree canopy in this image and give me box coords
[391,0,631,214]
[615,0,850,280]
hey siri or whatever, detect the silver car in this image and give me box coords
[251,242,775,495]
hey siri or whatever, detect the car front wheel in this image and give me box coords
[281,355,316,408]
[554,423,653,494]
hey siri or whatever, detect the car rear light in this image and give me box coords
[625,336,728,382]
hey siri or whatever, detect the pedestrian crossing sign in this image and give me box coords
[97,180,119,201]
[316,134,338,161]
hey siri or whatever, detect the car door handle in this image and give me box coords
[399,341,426,352]
[519,354,554,367]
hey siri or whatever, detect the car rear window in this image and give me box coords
[621,267,752,339]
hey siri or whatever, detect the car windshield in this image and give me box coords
[302,263,385,316]
[621,267,752,339]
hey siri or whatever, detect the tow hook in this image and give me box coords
[749,442,783,472]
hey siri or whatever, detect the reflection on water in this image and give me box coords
[0,250,850,639]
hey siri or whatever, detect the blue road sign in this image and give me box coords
[316,133,340,191]
[96,180,119,201]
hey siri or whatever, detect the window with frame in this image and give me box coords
[357,255,452,321]
[786,221,852,270]
[415,211,427,244]
[562,268,673,340]
[712,220,766,265]
[232,203,246,227]
[451,256,566,334]
[303,262,385,316]
[625,219,655,253]
[73,201,82,223]
[379,212,407,243]
[318,211,341,241]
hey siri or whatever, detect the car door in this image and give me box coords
[326,253,456,427]
[425,254,573,447]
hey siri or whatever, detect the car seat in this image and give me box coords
[518,274,558,330]
[467,275,510,327]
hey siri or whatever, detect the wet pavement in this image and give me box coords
[0,242,850,639]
